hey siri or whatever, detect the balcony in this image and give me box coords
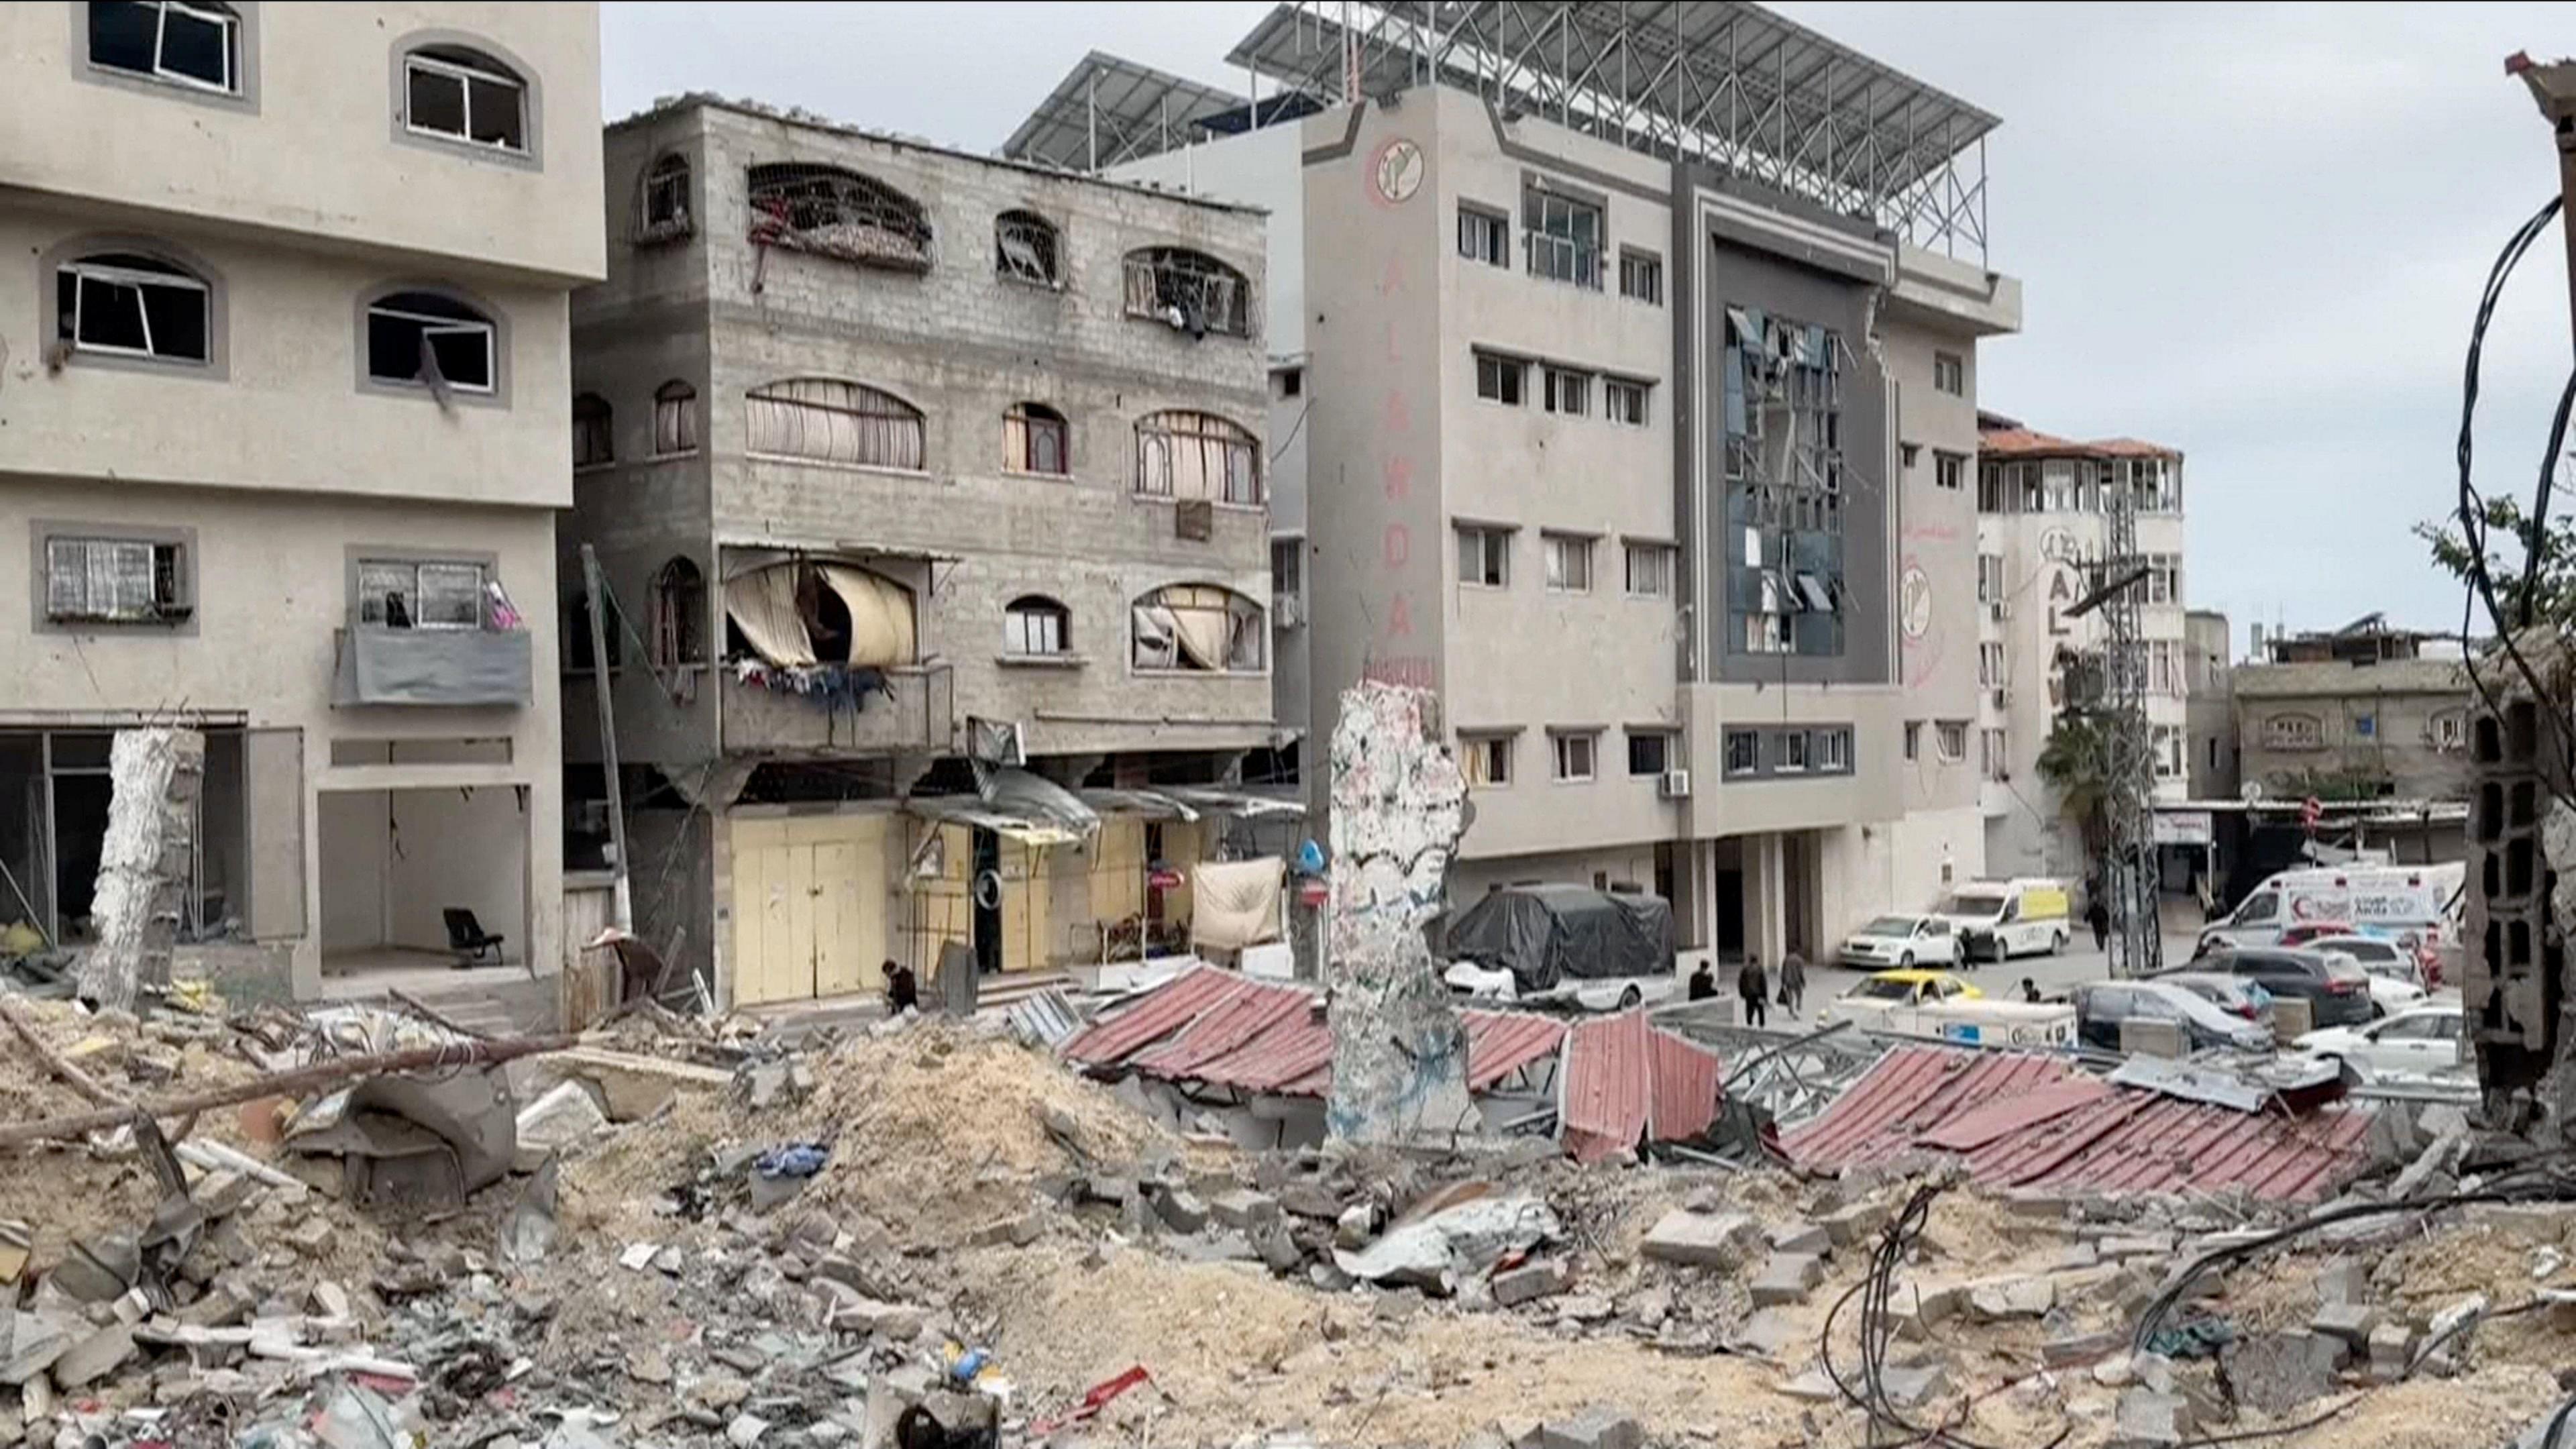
[333,628,531,708]
[720,662,955,755]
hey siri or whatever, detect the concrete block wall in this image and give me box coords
[2464,694,2565,1108]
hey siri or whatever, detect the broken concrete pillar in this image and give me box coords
[74,729,204,1012]
[1323,683,1474,1144]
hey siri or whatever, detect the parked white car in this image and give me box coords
[2294,1002,2468,1082]
[1837,914,1960,969]
[1440,959,1678,1012]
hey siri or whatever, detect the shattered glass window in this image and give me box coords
[1722,303,1851,659]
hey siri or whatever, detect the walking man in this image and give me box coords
[2086,894,2110,953]
[1776,950,1807,1018]
[1737,954,1770,1029]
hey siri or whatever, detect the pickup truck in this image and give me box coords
[1817,971,2078,1048]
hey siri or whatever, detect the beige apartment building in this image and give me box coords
[1012,2,2021,966]
[1973,416,2189,882]
[0,2,603,1007]
[564,99,1283,1009]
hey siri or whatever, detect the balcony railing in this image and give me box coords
[719,661,955,754]
[333,627,531,707]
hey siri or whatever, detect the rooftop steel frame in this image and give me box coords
[1224,1,1995,261]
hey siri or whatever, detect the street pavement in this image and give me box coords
[1764,932,2206,1027]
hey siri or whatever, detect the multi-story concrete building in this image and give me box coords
[2234,618,2471,804]
[1973,415,2188,881]
[565,98,1279,1008]
[2184,609,2237,801]
[0,2,602,1006]
[1008,2,2020,967]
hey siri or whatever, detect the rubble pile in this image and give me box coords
[1,995,2573,1449]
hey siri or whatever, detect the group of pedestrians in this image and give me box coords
[1686,950,1806,1026]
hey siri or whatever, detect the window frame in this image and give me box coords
[1456,204,1509,268]
[1134,410,1260,504]
[653,380,700,458]
[1542,366,1592,417]
[1904,721,1923,761]
[1128,583,1265,675]
[649,556,708,669]
[1780,730,1809,773]
[745,377,927,472]
[1815,729,1851,773]
[1550,731,1598,784]
[994,209,1063,288]
[1935,720,1970,762]
[1474,350,1527,406]
[1269,537,1303,602]
[1626,730,1672,777]
[1122,246,1253,337]
[360,288,502,400]
[1623,541,1673,599]
[1521,183,1604,290]
[572,392,614,470]
[1723,729,1762,776]
[637,153,694,242]
[1617,247,1664,305]
[1604,378,1650,426]
[1006,402,1071,478]
[55,252,213,367]
[1460,733,1514,788]
[397,43,533,160]
[1933,351,1965,396]
[1542,532,1594,594]
[84,0,243,99]
[1935,451,1966,491]
[1004,594,1073,659]
[1456,525,1512,588]
[34,522,198,635]
[350,552,492,632]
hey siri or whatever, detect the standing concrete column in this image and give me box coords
[1324,682,1474,1144]
[1750,832,1788,969]
[75,728,205,1012]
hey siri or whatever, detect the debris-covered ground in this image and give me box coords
[2,996,2573,1449]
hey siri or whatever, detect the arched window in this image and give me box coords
[1132,585,1263,673]
[994,210,1060,285]
[653,380,700,456]
[572,392,613,468]
[1005,403,1068,476]
[364,289,496,393]
[651,557,707,668]
[54,250,211,364]
[402,45,527,152]
[722,560,916,668]
[90,1,240,94]
[1136,411,1258,504]
[747,164,930,270]
[1122,247,1250,337]
[638,154,693,242]
[745,378,924,470]
[1005,596,1070,657]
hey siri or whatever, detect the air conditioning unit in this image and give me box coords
[1273,594,1305,628]
[1658,769,1692,800]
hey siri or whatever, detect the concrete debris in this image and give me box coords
[1490,1258,1569,1307]
[1966,1274,2056,1322]
[2222,1331,2346,1414]
[1211,1189,1282,1232]
[1748,1252,1824,1306]
[1520,1405,1644,1449]
[2310,1300,2383,1346]
[1640,1210,1758,1268]
[1335,1193,1560,1293]
[2112,1389,2196,1448]
[1818,1199,1892,1248]
[1765,1220,1831,1257]
[513,1080,609,1173]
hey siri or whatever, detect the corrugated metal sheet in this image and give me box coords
[1560,1013,1654,1164]
[1061,965,1249,1065]
[1466,1011,1570,1091]
[1780,1046,2377,1204]
[1649,1027,1723,1144]
[1131,977,1312,1077]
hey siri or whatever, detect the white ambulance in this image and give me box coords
[2194,864,2465,957]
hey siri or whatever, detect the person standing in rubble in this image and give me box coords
[883,957,918,1015]
[1776,950,1807,1019]
[1736,954,1769,1029]
[1687,961,1717,1001]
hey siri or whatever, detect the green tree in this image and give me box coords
[2414,494,2576,630]
[2036,712,2115,855]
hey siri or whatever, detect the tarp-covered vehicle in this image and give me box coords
[1440,883,1678,1011]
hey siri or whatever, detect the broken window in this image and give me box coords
[653,380,699,455]
[994,210,1060,285]
[366,290,495,394]
[1005,595,1069,656]
[1618,248,1663,305]
[90,1,237,93]
[403,46,527,153]
[722,560,916,668]
[1626,731,1670,777]
[1522,185,1603,289]
[1460,735,1512,787]
[745,378,924,470]
[44,536,186,623]
[358,558,487,631]
[1722,303,1851,658]
[1134,411,1258,504]
[55,252,209,363]
[1122,247,1250,338]
[1006,403,1069,476]
[572,393,613,468]
[1130,584,1263,672]
[651,557,706,668]
[637,154,694,243]
[749,164,931,270]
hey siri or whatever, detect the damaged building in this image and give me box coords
[1007,1,2021,967]
[564,98,1287,1008]
[0,3,604,1011]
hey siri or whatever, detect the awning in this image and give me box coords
[1077,785,1307,823]
[908,767,1100,847]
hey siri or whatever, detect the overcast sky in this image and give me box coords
[604,1,2576,649]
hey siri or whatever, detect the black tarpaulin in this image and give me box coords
[1444,883,1674,991]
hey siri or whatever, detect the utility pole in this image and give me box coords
[580,544,633,932]
[2098,466,2161,979]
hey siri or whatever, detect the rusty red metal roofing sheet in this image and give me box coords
[1061,966,1247,1066]
[1195,1012,1331,1094]
[1780,1046,2376,1204]
[1648,1027,1723,1144]
[1466,1010,1569,1091]
[1559,1012,1653,1164]
[1129,976,1312,1077]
